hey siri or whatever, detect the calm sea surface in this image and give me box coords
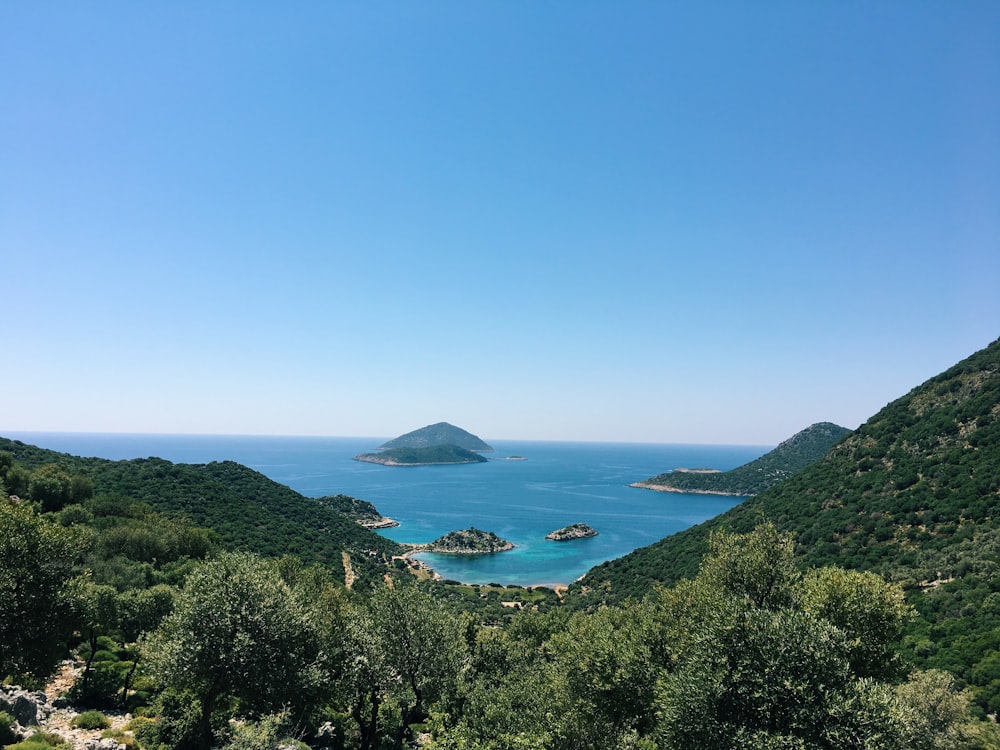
[6,432,768,587]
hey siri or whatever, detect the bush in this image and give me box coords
[68,661,130,708]
[5,731,70,749]
[0,710,17,745]
[71,711,111,730]
[100,728,138,750]
[123,716,158,749]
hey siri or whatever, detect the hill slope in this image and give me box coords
[633,421,851,496]
[571,337,1000,712]
[0,438,403,586]
[378,422,493,452]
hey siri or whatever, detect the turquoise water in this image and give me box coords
[5,432,768,587]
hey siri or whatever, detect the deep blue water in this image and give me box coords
[5,432,768,587]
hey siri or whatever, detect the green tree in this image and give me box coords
[0,502,85,680]
[28,465,75,512]
[346,583,466,750]
[698,522,800,610]
[144,553,323,749]
[801,566,913,679]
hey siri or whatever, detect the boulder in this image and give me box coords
[0,686,49,726]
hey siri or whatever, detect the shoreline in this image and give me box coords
[629,481,746,497]
[354,457,486,467]
[396,548,568,592]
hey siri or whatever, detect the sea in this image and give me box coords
[5,432,769,588]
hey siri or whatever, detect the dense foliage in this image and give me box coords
[354,445,489,466]
[3,339,1000,748]
[573,337,1000,714]
[425,528,513,553]
[636,421,850,495]
[0,440,402,588]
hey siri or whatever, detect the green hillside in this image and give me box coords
[355,444,489,466]
[0,437,403,586]
[378,422,493,451]
[633,421,850,496]
[571,337,1000,713]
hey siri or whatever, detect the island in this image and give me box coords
[354,444,490,467]
[378,421,494,452]
[320,494,399,529]
[546,523,598,541]
[423,527,514,554]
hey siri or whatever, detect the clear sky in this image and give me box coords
[2,2,998,445]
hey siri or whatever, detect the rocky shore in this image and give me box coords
[629,481,744,496]
[546,523,598,541]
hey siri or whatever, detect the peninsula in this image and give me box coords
[631,422,850,496]
[320,493,399,529]
[546,523,598,541]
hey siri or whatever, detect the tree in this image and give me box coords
[144,553,323,749]
[801,566,913,679]
[0,502,85,680]
[345,583,466,750]
[698,521,800,610]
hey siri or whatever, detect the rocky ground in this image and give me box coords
[2,662,133,750]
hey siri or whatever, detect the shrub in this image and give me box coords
[100,728,138,750]
[123,716,158,749]
[5,731,70,749]
[0,710,17,745]
[71,711,111,730]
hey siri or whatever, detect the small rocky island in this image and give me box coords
[423,527,514,554]
[546,523,598,541]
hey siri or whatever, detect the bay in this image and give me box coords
[4,432,768,587]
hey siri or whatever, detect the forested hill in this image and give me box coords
[0,437,403,581]
[378,422,493,451]
[633,421,851,496]
[570,337,1000,713]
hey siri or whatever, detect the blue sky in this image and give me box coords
[2,2,998,445]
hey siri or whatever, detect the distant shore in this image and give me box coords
[629,481,744,496]
[355,457,484,467]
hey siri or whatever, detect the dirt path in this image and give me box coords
[342,550,356,589]
[27,660,133,750]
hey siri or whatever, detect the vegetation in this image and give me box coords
[354,445,488,466]
[319,494,398,528]
[424,528,513,553]
[69,711,110,730]
[573,336,1000,715]
[377,422,493,452]
[634,421,851,496]
[0,439,403,589]
[0,501,85,681]
[3,339,1000,747]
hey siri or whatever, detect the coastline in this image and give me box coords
[629,481,745,497]
[354,457,485,467]
[397,548,568,592]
